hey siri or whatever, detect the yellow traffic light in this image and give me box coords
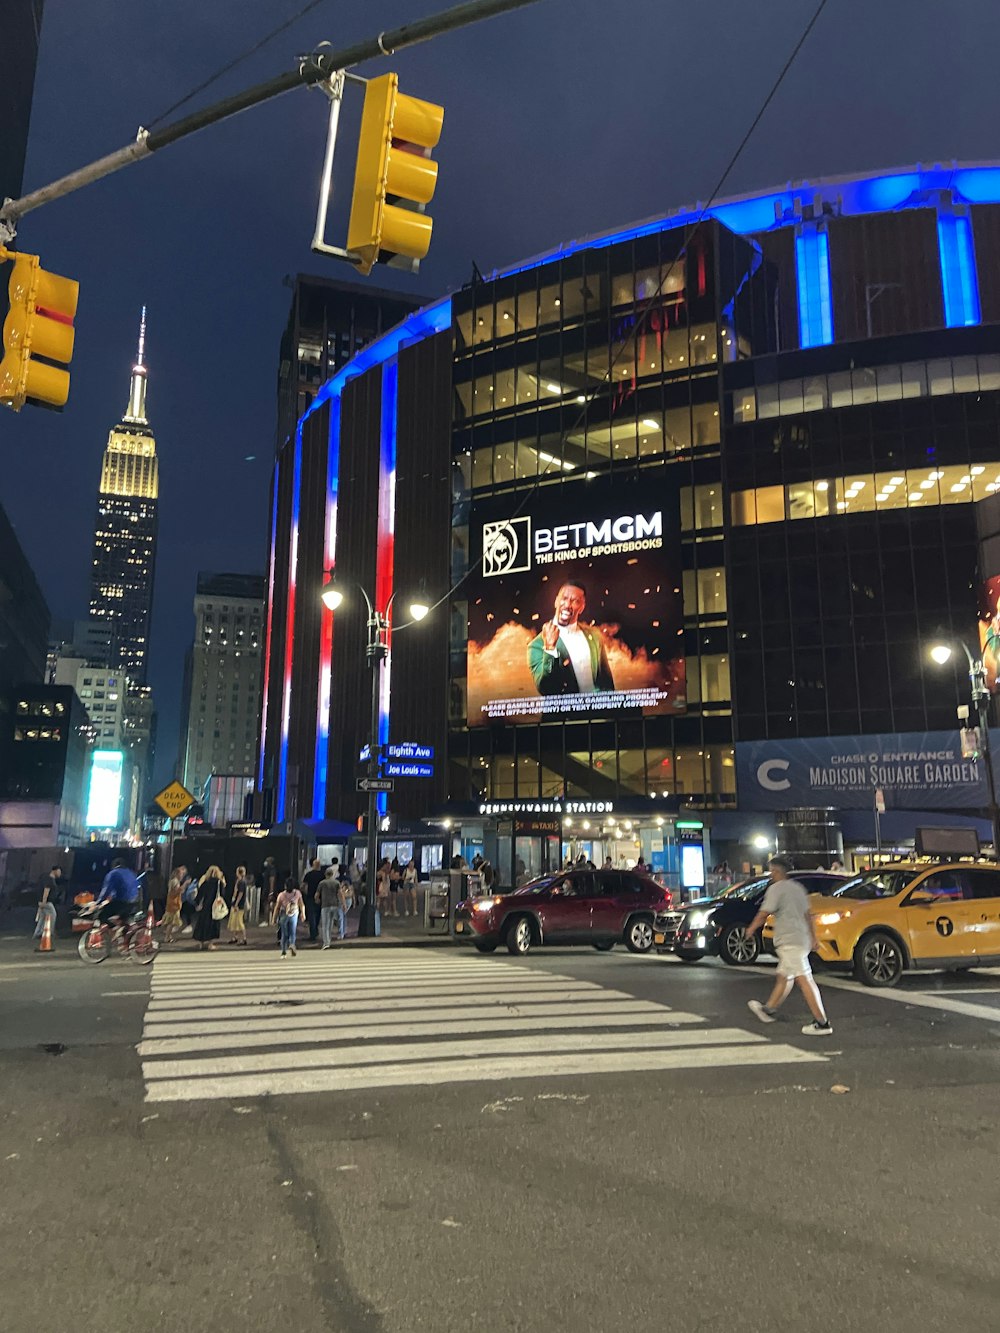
[0,248,79,412]
[347,73,444,276]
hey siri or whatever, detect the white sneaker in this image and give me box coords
[290,946,297,956]
[321,944,330,951]
[802,1020,833,1036]
[748,1000,776,1024]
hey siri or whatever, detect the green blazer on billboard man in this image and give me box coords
[527,580,615,695]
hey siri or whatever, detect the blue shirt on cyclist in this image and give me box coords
[97,864,140,904]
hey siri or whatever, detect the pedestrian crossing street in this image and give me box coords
[138,952,828,1103]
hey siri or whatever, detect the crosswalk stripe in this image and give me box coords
[143,988,650,1023]
[137,1009,710,1058]
[145,979,604,1006]
[142,1027,769,1080]
[144,1044,825,1102]
[141,998,671,1036]
[139,952,827,1102]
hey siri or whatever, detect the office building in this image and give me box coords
[0,0,44,205]
[260,161,1000,878]
[88,310,158,685]
[276,274,426,452]
[0,684,89,847]
[181,573,265,801]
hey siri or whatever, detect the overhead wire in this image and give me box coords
[145,0,330,129]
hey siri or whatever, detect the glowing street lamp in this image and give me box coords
[929,639,999,857]
[320,573,434,932]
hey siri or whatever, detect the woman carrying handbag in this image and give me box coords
[193,865,227,952]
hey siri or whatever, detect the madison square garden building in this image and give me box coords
[259,162,1000,887]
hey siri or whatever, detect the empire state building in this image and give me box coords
[89,312,158,684]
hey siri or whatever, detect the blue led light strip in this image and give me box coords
[938,213,981,328]
[795,229,834,348]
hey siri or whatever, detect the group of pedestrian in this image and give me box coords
[271,858,361,956]
[371,857,418,918]
[160,863,251,949]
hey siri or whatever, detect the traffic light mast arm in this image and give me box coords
[0,0,542,244]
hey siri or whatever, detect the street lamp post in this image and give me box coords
[930,640,1000,858]
[321,577,430,935]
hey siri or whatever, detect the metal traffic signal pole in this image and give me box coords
[0,0,542,243]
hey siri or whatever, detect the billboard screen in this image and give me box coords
[85,749,124,827]
[979,574,1000,691]
[466,474,685,726]
[735,732,989,812]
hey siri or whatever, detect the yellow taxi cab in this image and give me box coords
[764,862,1000,987]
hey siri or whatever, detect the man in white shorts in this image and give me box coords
[744,856,832,1036]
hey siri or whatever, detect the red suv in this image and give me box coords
[455,869,672,956]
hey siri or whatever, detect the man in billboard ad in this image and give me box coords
[467,475,685,726]
[528,580,615,696]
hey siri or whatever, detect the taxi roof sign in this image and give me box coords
[153,779,196,820]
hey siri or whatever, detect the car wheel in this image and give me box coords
[505,916,533,956]
[474,940,497,954]
[674,949,703,963]
[719,923,759,966]
[593,941,615,952]
[625,916,654,954]
[853,932,904,987]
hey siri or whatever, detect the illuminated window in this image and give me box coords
[680,485,724,533]
[732,461,1000,526]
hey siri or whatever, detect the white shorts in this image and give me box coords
[776,945,812,978]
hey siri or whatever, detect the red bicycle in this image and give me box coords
[76,901,158,966]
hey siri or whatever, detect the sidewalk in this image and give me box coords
[165,906,462,953]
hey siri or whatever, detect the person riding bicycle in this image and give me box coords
[94,859,140,935]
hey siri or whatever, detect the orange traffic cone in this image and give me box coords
[145,898,156,930]
[35,909,55,955]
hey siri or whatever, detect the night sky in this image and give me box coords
[4,0,997,788]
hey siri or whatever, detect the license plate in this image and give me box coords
[455,921,464,933]
[654,933,665,945]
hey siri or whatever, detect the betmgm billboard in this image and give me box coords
[466,474,685,726]
[85,749,124,828]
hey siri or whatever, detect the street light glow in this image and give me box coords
[752,834,772,850]
[930,644,952,665]
[409,601,430,621]
[321,581,344,611]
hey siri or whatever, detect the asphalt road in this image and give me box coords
[3,922,1000,1333]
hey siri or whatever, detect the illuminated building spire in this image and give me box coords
[124,306,148,424]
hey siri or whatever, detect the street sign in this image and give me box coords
[153,779,196,820]
[356,777,395,793]
[360,741,434,762]
[383,762,434,778]
[874,787,886,815]
[386,742,434,760]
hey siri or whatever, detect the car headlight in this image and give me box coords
[817,910,850,925]
[686,909,713,930]
[473,898,497,912]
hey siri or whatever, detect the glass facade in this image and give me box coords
[447,223,773,807]
[725,366,1000,740]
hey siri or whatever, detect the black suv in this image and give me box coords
[653,872,847,966]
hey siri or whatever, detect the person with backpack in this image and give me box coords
[272,877,306,957]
